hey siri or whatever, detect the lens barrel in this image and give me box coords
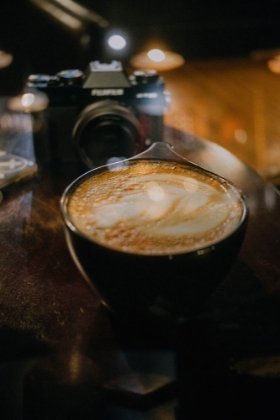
[73,100,144,168]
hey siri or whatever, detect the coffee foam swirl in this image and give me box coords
[68,160,244,255]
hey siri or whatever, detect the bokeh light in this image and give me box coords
[148,49,166,62]
[108,34,127,51]
[0,50,13,69]
[8,89,49,113]
[21,93,35,109]
[131,50,185,71]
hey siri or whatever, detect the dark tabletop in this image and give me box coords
[1,126,280,419]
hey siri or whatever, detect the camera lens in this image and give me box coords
[73,100,144,168]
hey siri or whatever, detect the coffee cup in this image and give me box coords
[60,142,248,319]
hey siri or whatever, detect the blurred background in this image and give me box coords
[1,0,280,180]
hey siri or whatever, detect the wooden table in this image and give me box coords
[1,127,280,419]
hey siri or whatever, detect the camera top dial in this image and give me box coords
[57,69,84,86]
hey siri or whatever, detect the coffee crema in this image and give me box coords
[67,160,245,255]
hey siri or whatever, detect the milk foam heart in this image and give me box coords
[67,160,245,255]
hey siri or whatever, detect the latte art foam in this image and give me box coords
[67,160,245,255]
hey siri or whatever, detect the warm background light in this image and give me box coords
[0,50,13,69]
[8,89,49,113]
[130,49,185,71]
[267,55,280,74]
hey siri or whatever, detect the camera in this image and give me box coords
[28,60,170,168]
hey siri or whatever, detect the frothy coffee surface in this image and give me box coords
[67,160,245,255]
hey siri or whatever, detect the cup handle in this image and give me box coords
[132,142,198,166]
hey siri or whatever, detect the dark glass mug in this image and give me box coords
[60,142,248,320]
